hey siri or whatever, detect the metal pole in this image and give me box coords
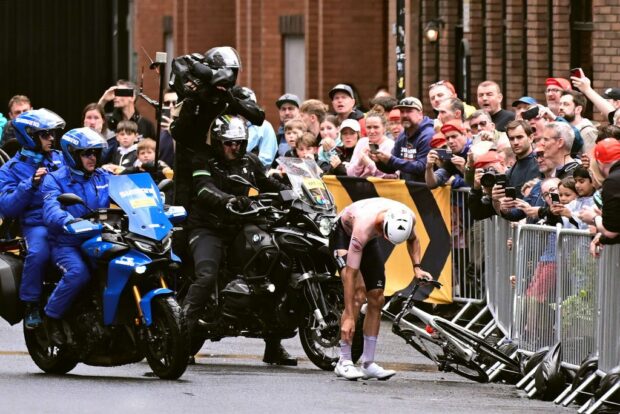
[153,52,167,165]
[396,0,406,99]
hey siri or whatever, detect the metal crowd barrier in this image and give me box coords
[512,223,560,353]
[450,188,485,304]
[484,216,516,338]
[556,229,599,368]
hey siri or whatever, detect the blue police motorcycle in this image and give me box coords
[18,173,189,379]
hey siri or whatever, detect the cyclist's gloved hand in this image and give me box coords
[230,196,252,212]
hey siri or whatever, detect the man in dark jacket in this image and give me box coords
[184,116,295,365]
[372,97,433,182]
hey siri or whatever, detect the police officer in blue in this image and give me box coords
[41,128,110,345]
[0,109,66,329]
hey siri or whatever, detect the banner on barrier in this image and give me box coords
[323,176,452,304]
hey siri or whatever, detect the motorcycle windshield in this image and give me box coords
[276,157,333,208]
[108,173,172,241]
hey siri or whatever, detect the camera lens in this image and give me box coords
[480,172,496,188]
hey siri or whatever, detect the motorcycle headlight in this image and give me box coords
[318,216,333,237]
[133,239,156,253]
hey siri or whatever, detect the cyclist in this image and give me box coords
[331,197,432,380]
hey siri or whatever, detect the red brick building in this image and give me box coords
[133,0,619,126]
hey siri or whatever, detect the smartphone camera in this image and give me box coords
[505,187,517,199]
[522,106,540,121]
[550,193,560,204]
[369,143,379,153]
[161,107,171,119]
[570,67,585,79]
[435,148,453,161]
[114,88,134,97]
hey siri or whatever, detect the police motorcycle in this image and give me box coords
[179,157,343,371]
[0,173,190,379]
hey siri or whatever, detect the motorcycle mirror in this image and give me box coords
[158,179,173,192]
[57,193,86,207]
[228,174,258,191]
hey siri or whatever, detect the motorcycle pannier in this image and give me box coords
[0,253,23,325]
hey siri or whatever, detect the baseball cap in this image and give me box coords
[545,78,572,91]
[394,96,423,111]
[339,119,361,133]
[388,109,401,121]
[440,119,465,135]
[276,93,301,108]
[329,84,354,100]
[602,87,620,100]
[512,96,537,107]
[594,138,620,164]
[430,132,447,148]
[473,151,502,169]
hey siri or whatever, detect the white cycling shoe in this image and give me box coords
[361,362,396,380]
[334,360,364,380]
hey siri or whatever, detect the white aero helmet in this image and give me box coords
[383,207,413,245]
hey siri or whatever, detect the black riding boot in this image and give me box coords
[263,339,297,366]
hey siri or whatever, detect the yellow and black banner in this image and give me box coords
[323,176,452,304]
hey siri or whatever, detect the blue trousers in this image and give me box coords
[20,225,50,302]
[44,246,90,319]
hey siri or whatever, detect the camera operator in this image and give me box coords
[184,116,296,366]
[468,151,507,221]
[425,120,471,189]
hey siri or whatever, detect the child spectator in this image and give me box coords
[103,120,138,173]
[553,167,595,229]
[318,115,342,166]
[120,138,173,184]
[282,118,306,157]
[295,132,319,160]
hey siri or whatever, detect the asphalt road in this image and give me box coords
[0,321,572,414]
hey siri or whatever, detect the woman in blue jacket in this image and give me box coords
[0,109,66,328]
[41,128,109,345]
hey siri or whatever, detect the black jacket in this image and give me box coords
[187,149,287,230]
[169,86,266,210]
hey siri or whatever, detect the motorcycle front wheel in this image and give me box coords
[24,323,77,375]
[299,283,343,371]
[142,296,189,380]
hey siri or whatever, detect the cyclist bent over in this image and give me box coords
[331,197,431,380]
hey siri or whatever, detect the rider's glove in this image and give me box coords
[230,196,252,212]
[66,218,85,225]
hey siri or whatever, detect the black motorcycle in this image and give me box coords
[178,158,344,371]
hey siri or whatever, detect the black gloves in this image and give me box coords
[230,196,252,212]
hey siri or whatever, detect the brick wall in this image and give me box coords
[592,0,620,123]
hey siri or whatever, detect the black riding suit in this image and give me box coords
[183,148,289,325]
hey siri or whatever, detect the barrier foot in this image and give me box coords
[478,320,497,338]
[553,384,573,404]
[524,378,536,393]
[450,302,472,325]
[584,382,620,414]
[516,363,539,389]
[562,373,597,407]
[577,398,592,414]
[526,386,537,398]
[464,306,488,331]
[487,350,518,381]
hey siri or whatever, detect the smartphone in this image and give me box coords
[369,143,379,153]
[114,88,134,97]
[161,107,171,119]
[495,174,507,188]
[435,148,453,161]
[550,193,560,204]
[505,187,516,199]
[522,105,540,121]
[570,67,585,79]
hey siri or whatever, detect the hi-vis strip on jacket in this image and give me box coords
[323,176,452,304]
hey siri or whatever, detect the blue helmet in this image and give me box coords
[12,108,66,150]
[60,127,107,171]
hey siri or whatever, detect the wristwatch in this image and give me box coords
[413,263,421,268]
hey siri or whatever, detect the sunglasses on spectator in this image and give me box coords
[164,100,177,106]
[222,140,242,147]
[80,149,100,158]
[429,80,448,89]
[36,130,56,140]
[470,120,488,130]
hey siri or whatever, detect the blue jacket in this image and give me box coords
[0,150,64,226]
[377,116,433,182]
[247,119,278,168]
[41,166,110,247]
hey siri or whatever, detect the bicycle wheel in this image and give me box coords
[394,327,434,361]
[440,354,489,383]
[434,319,519,369]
